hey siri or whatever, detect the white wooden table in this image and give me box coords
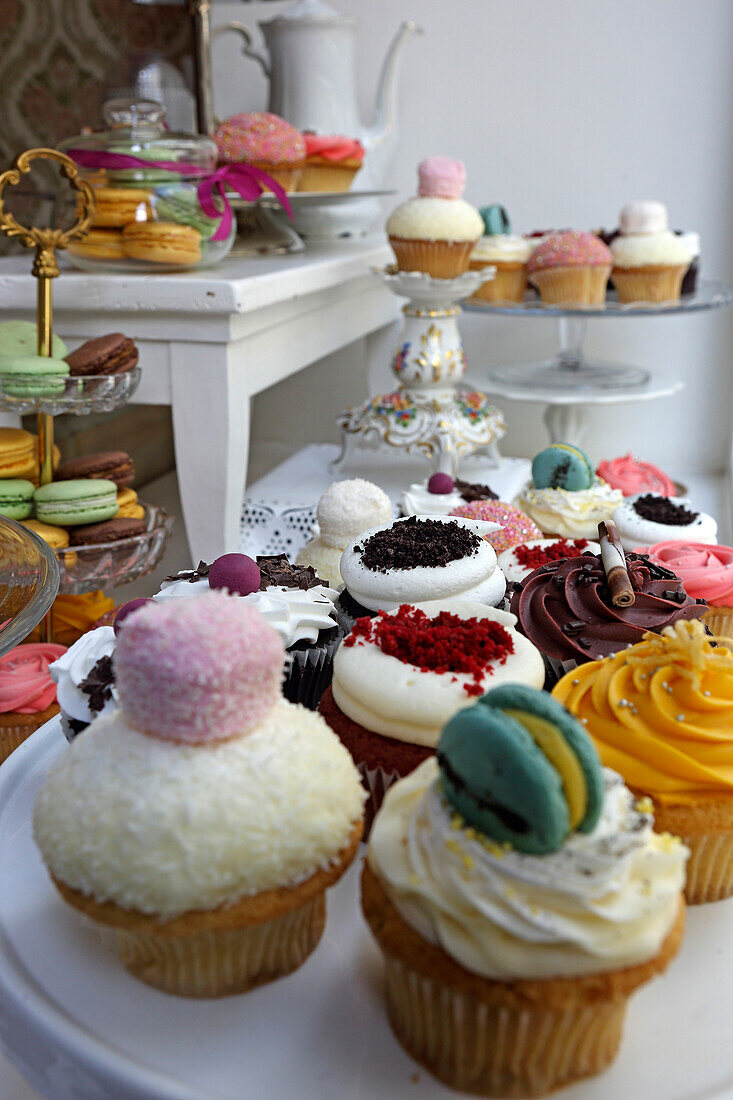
[0,240,397,563]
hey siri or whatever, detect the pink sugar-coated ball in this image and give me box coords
[114,591,284,744]
[450,501,543,555]
[418,157,466,200]
[527,231,612,273]
[428,472,455,495]
[113,598,155,636]
[213,111,305,167]
[209,553,261,597]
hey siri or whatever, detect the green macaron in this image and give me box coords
[34,478,119,527]
[531,443,595,491]
[0,321,67,360]
[437,683,604,855]
[0,355,70,398]
[154,186,219,240]
[0,478,35,520]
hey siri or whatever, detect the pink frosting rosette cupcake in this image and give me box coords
[597,453,677,497]
[0,643,67,761]
[299,134,365,193]
[213,111,305,191]
[527,231,612,305]
[640,540,733,638]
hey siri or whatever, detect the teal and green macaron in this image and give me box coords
[0,321,67,360]
[532,443,595,491]
[437,684,604,855]
[0,479,35,520]
[479,204,511,236]
[0,356,70,398]
[34,478,119,527]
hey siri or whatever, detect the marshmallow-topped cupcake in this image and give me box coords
[386,157,483,278]
[296,478,392,586]
[34,593,365,997]
[336,515,506,631]
[610,201,695,302]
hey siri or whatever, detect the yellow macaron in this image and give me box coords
[21,518,70,550]
[0,428,36,478]
[68,230,127,262]
[83,187,153,229]
[116,487,145,520]
[121,221,202,266]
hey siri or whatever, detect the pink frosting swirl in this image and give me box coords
[639,541,733,604]
[418,157,465,199]
[527,231,611,272]
[304,134,364,162]
[214,112,305,166]
[0,643,67,714]
[596,454,676,497]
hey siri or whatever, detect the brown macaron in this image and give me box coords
[65,334,138,377]
[68,517,146,547]
[55,451,135,489]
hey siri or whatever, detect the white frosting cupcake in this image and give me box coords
[518,479,623,540]
[611,230,695,268]
[612,494,718,552]
[470,235,531,263]
[386,196,483,243]
[50,626,117,726]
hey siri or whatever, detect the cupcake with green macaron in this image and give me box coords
[362,683,687,1097]
[469,204,532,303]
[518,442,623,539]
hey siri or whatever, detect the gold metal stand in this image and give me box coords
[0,148,95,639]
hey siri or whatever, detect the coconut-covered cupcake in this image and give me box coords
[400,472,497,518]
[335,515,506,632]
[519,443,623,539]
[554,620,732,904]
[363,685,686,1096]
[613,494,718,552]
[527,231,611,305]
[320,600,544,832]
[154,553,342,709]
[386,158,483,278]
[296,478,392,586]
[610,202,695,302]
[0,643,67,761]
[498,537,600,585]
[34,593,365,997]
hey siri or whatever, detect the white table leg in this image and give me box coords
[169,340,250,564]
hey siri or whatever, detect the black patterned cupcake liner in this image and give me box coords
[283,628,343,711]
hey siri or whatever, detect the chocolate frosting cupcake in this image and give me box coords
[510,552,706,663]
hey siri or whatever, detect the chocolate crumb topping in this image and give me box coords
[164,560,210,584]
[455,478,498,503]
[633,494,699,526]
[78,655,114,715]
[256,554,326,591]
[356,516,481,572]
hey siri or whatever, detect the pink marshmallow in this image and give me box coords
[114,591,284,743]
[418,157,465,200]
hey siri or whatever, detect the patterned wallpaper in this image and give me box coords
[0,0,191,252]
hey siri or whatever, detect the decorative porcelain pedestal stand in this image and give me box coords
[335,267,506,476]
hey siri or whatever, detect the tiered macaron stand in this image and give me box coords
[464,280,733,444]
[0,149,172,636]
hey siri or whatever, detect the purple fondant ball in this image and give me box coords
[209,553,261,596]
[114,597,155,635]
[428,472,455,495]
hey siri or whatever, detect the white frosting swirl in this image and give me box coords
[34,699,365,919]
[339,517,506,612]
[368,761,686,980]
[470,235,531,263]
[49,627,117,724]
[400,482,465,517]
[332,600,544,746]
[612,494,718,552]
[518,479,623,539]
[386,196,483,242]
[153,574,340,648]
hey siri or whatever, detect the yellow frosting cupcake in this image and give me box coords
[553,620,733,903]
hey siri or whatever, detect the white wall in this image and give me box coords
[214,0,733,481]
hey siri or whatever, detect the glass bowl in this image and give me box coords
[56,504,173,595]
[0,368,141,416]
[0,517,59,656]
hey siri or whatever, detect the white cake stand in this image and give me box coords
[335,266,507,477]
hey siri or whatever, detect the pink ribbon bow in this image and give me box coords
[67,149,293,242]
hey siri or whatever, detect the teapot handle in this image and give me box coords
[212,22,271,78]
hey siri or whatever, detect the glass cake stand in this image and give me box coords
[0,368,141,416]
[464,279,733,392]
[55,504,173,595]
[0,517,59,656]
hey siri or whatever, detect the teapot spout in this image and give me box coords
[364,20,422,149]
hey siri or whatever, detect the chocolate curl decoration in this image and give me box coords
[598,520,635,607]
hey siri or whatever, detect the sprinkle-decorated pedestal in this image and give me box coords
[335,267,506,476]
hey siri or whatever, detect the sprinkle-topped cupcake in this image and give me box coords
[386,158,483,278]
[34,593,365,997]
[362,684,686,1095]
[527,231,611,305]
[213,111,306,191]
[449,499,542,554]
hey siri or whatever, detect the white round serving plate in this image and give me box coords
[1,720,733,1100]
